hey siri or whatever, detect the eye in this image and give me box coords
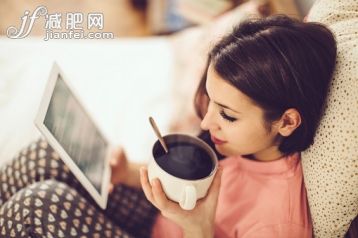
[219,109,237,122]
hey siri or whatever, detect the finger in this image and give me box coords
[151,178,169,209]
[140,167,155,204]
[109,158,118,167]
[110,147,120,158]
[110,148,120,166]
[152,178,180,213]
[110,147,125,166]
[108,183,114,193]
[117,147,125,158]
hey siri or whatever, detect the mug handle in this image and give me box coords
[179,185,197,210]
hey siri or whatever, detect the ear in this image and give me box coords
[277,108,301,137]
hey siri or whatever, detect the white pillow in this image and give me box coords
[302,0,358,237]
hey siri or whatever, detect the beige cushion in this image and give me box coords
[302,0,358,237]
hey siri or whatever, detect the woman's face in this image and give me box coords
[200,64,281,160]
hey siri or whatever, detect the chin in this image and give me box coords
[215,144,246,157]
[215,144,233,157]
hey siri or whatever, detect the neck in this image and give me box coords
[245,146,284,162]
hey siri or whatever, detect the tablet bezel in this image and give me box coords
[34,63,111,209]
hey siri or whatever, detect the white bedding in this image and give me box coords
[0,37,174,166]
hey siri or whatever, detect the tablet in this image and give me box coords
[35,63,111,209]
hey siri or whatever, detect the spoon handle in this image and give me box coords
[149,117,169,153]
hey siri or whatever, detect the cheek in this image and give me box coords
[216,126,248,155]
[224,124,252,144]
[222,122,271,154]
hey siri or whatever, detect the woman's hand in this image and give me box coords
[140,166,223,238]
[109,147,143,191]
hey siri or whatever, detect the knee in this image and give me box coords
[0,180,82,237]
[18,179,80,210]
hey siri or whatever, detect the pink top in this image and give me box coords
[151,153,312,238]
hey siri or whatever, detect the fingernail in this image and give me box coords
[140,167,145,176]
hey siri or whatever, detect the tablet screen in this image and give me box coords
[43,75,107,193]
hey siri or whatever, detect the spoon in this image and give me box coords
[149,117,169,154]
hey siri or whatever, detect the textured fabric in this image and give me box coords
[152,153,312,238]
[0,138,158,238]
[302,0,358,237]
[0,180,132,238]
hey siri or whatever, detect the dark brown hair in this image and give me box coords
[195,15,337,154]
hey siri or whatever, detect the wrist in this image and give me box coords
[183,225,214,238]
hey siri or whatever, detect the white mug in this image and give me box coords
[147,134,218,210]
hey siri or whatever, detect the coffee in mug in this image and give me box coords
[148,134,218,210]
[153,141,214,180]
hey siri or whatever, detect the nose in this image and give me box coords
[200,105,220,131]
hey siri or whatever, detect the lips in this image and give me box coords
[210,135,227,145]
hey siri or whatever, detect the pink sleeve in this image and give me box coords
[243,223,312,238]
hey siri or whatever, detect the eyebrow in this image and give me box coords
[214,101,241,114]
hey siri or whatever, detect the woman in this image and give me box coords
[0,15,336,237]
[141,15,336,237]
